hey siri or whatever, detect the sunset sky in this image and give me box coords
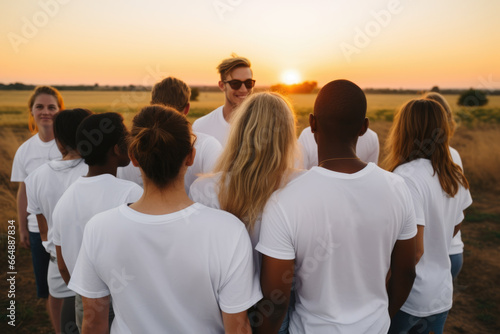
[1,0,500,89]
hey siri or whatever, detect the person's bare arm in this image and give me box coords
[388,237,416,318]
[254,256,294,334]
[56,245,71,285]
[36,214,48,242]
[222,310,252,334]
[415,225,424,264]
[16,183,30,248]
[81,296,110,334]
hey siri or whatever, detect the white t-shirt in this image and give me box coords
[68,203,262,334]
[449,147,465,255]
[256,164,417,334]
[192,106,230,146]
[394,158,472,317]
[52,174,143,275]
[298,127,379,169]
[25,159,88,255]
[116,131,221,195]
[11,134,62,232]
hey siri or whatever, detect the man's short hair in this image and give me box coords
[151,77,191,113]
[217,55,251,81]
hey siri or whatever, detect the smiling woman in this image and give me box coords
[281,70,301,85]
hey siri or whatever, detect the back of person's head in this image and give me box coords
[423,92,456,136]
[28,86,65,134]
[384,98,468,196]
[217,54,252,81]
[75,112,128,166]
[151,77,191,112]
[215,92,297,230]
[129,105,193,188]
[53,108,93,153]
[314,79,367,141]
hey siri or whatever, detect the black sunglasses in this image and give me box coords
[223,79,255,90]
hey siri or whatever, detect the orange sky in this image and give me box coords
[1,0,500,89]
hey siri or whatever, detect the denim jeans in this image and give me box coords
[29,232,50,298]
[388,309,449,334]
[450,253,463,280]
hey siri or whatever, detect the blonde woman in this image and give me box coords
[423,92,466,281]
[190,91,302,333]
[385,99,472,334]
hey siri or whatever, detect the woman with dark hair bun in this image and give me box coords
[68,105,261,333]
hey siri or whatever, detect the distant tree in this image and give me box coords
[190,87,200,101]
[458,88,488,107]
[430,86,440,93]
[270,81,318,94]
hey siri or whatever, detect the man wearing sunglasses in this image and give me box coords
[193,55,255,146]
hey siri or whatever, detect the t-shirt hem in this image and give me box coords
[219,293,263,314]
[255,244,295,260]
[397,228,417,241]
[67,283,110,299]
[400,303,452,317]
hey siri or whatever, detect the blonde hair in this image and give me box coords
[423,92,456,136]
[28,86,65,134]
[217,54,251,81]
[384,99,469,197]
[215,92,297,230]
[151,77,191,112]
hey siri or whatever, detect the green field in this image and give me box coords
[2,90,500,131]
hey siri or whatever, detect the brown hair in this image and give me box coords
[384,99,469,196]
[151,77,191,112]
[129,105,193,188]
[423,92,456,136]
[217,55,252,81]
[28,86,65,134]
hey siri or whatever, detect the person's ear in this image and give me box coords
[359,117,369,137]
[309,113,317,133]
[186,147,196,167]
[129,151,140,167]
[113,144,121,156]
[218,81,225,91]
[183,103,190,116]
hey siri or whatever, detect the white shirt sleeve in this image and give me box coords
[365,131,380,164]
[218,226,263,313]
[255,196,296,260]
[401,176,425,227]
[397,181,419,240]
[200,136,222,174]
[298,128,313,170]
[68,220,110,298]
[189,177,221,209]
[25,172,42,215]
[11,147,27,182]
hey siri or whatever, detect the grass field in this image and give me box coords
[0,90,499,333]
[2,90,500,130]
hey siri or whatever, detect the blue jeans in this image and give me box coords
[29,232,50,298]
[450,253,463,280]
[388,309,449,334]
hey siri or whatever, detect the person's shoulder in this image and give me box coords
[192,202,245,229]
[13,134,39,157]
[193,106,222,126]
[193,131,222,149]
[361,128,379,142]
[85,206,123,232]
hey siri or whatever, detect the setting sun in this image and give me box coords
[281,70,302,85]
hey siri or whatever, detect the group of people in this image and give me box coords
[11,55,472,334]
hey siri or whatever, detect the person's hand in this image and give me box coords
[19,229,30,249]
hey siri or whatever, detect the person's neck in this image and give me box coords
[317,145,366,174]
[37,128,54,142]
[130,178,193,215]
[222,102,235,122]
[62,150,81,161]
[86,165,118,178]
